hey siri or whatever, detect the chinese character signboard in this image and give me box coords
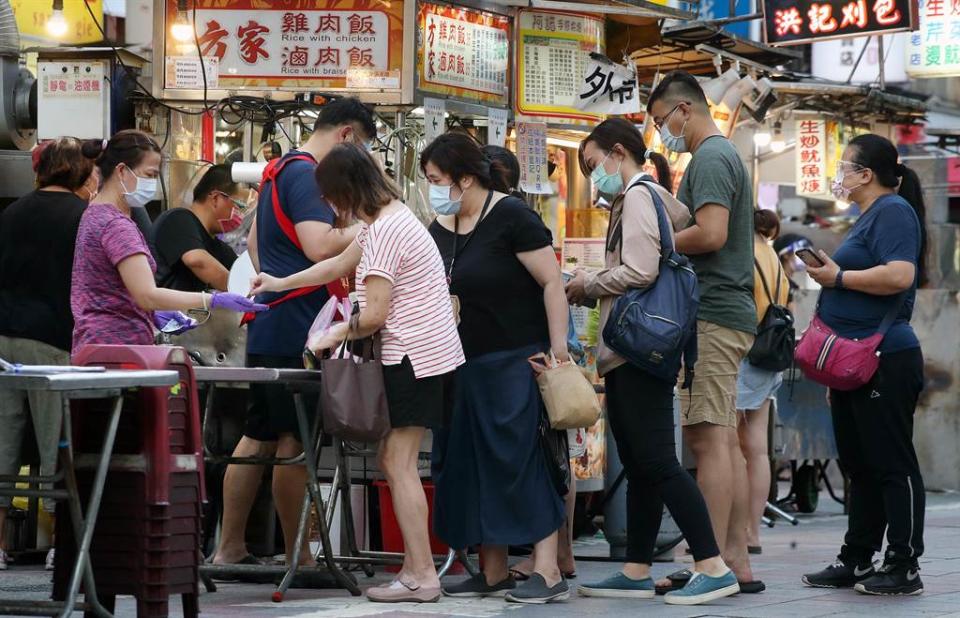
[763,0,917,46]
[796,119,829,198]
[517,121,552,195]
[576,53,640,115]
[516,10,604,124]
[906,0,960,77]
[417,3,510,106]
[11,0,104,46]
[163,0,405,93]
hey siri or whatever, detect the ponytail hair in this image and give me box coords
[848,134,928,286]
[578,117,672,192]
[87,129,161,182]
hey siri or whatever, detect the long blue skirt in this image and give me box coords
[432,344,565,550]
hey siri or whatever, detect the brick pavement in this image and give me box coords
[2,488,959,617]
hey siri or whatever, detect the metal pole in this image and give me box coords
[877,36,886,89]
[242,120,254,162]
[845,36,872,84]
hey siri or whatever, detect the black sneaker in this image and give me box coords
[802,558,875,588]
[442,573,516,598]
[505,573,570,604]
[855,562,923,596]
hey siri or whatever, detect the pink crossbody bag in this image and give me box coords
[794,292,907,391]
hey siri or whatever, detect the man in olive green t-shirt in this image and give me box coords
[648,70,758,592]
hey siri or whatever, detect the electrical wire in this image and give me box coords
[191,1,212,113]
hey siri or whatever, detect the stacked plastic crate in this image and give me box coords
[53,345,204,618]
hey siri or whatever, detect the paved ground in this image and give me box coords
[3,487,960,617]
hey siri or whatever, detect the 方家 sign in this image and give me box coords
[906,0,960,77]
[163,0,405,92]
[796,118,829,197]
[763,0,917,46]
[515,9,604,124]
[417,3,511,106]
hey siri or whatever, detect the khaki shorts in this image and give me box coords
[680,321,754,429]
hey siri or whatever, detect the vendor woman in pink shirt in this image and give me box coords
[71,130,265,354]
[250,142,465,604]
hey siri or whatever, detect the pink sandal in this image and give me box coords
[366,579,441,603]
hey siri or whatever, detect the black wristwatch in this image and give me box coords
[835,270,845,290]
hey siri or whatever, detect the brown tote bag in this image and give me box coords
[319,322,391,442]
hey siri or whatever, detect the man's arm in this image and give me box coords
[181,249,230,291]
[247,215,260,272]
[294,221,360,263]
[674,203,729,255]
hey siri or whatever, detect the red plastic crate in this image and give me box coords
[374,480,460,573]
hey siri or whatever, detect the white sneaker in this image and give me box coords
[45,548,55,571]
[0,549,9,570]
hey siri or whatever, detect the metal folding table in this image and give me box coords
[194,367,361,599]
[0,369,180,618]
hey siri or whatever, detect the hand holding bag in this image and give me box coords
[319,317,391,442]
[533,352,601,430]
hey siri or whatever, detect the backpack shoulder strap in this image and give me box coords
[608,177,650,253]
[638,181,675,259]
[262,153,316,251]
[754,257,775,305]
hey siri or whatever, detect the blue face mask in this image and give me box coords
[590,152,623,196]
[429,183,461,216]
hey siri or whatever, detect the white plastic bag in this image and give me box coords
[305,296,354,355]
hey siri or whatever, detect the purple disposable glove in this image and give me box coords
[210,291,269,313]
[153,311,198,335]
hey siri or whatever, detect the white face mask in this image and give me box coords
[428,183,462,216]
[119,167,157,209]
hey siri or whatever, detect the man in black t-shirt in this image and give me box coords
[150,164,243,292]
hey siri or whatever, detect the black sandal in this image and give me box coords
[655,569,692,595]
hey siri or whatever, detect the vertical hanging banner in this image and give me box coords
[906,0,960,77]
[416,3,511,105]
[162,0,405,93]
[423,97,446,145]
[763,0,917,46]
[796,118,829,197]
[517,121,552,195]
[487,107,509,147]
[515,10,604,124]
[576,53,640,115]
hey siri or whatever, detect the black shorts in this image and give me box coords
[244,353,317,442]
[382,356,450,429]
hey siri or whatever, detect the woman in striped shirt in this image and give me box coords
[250,143,464,604]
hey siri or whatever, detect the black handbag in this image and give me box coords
[539,406,571,497]
[747,257,796,372]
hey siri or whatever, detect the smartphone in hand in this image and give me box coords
[796,248,826,268]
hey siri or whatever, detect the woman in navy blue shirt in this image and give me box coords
[801,134,927,597]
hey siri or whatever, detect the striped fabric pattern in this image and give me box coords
[356,206,465,378]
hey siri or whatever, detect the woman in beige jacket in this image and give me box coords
[565,118,738,606]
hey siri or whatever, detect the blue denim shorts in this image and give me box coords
[736,358,783,412]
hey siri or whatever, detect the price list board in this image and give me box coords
[515,9,604,124]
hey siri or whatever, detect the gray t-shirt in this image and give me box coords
[677,135,756,334]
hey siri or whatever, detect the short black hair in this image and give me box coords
[482,145,520,192]
[313,97,376,141]
[647,70,709,113]
[193,164,237,202]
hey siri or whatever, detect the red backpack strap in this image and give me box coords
[262,153,316,251]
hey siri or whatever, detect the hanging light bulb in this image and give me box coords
[753,129,772,148]
[171,0,194,43]
[770,121,786,153]
[46,0,68,38]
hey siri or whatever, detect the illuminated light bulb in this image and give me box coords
[754,131,772,147]
[46,8,68,38]
[769,122,786,153]
[171,13,194,42]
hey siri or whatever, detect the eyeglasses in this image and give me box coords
[215,192,247,211]
[835,160,868,176]
[652,103,685,130]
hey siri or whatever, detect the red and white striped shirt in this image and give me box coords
[355,206,465,378]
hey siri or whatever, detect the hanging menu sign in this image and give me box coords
[796,118,830,197]
[517,121,552,195]
[162,0,404,92]
[906,0,960,77]
[417,3,511,105]
[516,9,604,124]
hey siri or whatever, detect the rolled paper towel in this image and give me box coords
[231,161,268,184]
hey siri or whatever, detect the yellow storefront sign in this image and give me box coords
[11,0,104,46]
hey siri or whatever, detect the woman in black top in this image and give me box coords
[424,132,571,604]
[0,137,97,570]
